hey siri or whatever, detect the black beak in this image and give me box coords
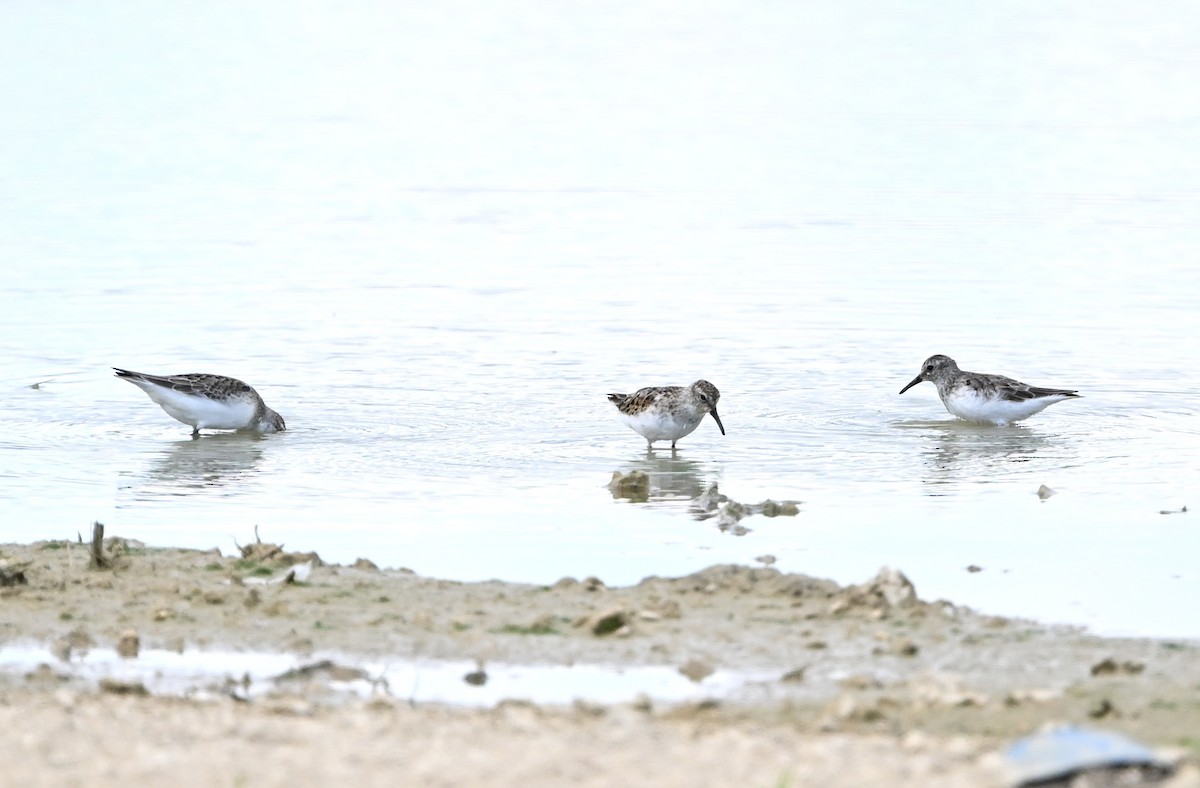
[708,408,726,436]
[898,375,924,395]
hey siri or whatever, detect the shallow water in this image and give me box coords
[2,1,1198,637]
[0,645,771,708]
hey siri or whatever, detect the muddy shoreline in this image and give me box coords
[1,535,1197,786]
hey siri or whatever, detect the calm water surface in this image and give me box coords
[2,1,1198,637]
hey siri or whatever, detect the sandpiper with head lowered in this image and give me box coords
[114,368,286,435]
[607,379,724,449]
[899,355,1080,425]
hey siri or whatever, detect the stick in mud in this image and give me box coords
[90,521,109,570]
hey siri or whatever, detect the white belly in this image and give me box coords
[941,389,1067,426]
[620,409,704,443]
[137,383,256,430]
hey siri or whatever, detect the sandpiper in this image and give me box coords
[899,355,1080,425]
[607,379,724,449]
[114,368,286,435]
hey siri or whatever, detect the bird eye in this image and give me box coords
[699,394,708,402]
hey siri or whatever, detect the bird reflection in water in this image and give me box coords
[897,420,1070,494]
[607,452,714,506]
[134,432,270,497]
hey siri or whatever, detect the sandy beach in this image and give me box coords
[0,534,1196,786]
